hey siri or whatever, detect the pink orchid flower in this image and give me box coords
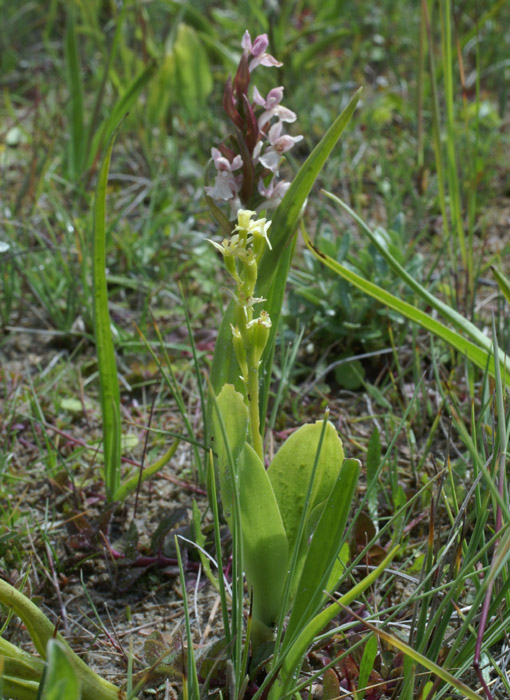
[241,30,283,72]
[258,178,291,207]
[205,148,243,200]
[258,121,303,174]
[253,86,297,129]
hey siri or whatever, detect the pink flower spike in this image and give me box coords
[251,140,263,164]
[252,86,296,129]
[252,85,265,106]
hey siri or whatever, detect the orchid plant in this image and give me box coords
[207,209,398,698]
[199,31,402,699]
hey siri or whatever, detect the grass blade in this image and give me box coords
[175,536,200,700]
[64,7,85,181]
[272,547,398,699]
[323,191,490,351]
[92,128,122,501]
[283,458,360,649]
[112,440,180,503]
[491,265,510,307]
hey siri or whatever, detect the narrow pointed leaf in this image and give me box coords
[88,61,157,170]
[64,8,85,180]
[0,579,122,700]
[322,190,489,351]
[283,458,359,647]
[257,88,363,295]
[491,265,510,307]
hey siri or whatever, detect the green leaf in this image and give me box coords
[283,458,359,647]
[268,420,345,562]
[0,579,122,700]
[211,385,288,643]
[237,443,289,640]
[150,23,212,125]
[357,635,378,700]
[113,440,180,503]
[0,636,44,682]
[170,24,213,119]
[0,676,40,700]
[42,640,80,700]
[319,192,510,383]
[211,384,249,523]
[322,668,341,700]
[92,128,122,501]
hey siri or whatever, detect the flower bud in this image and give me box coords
[236,209,257,233]
[242,93,260,153]
[246,310,272,367]
[243,257,258,298]
[231,324,249,380]
[224,253,237,280]
[223,77,243,129]
[234,51,250,99]
[251,217,272,258]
